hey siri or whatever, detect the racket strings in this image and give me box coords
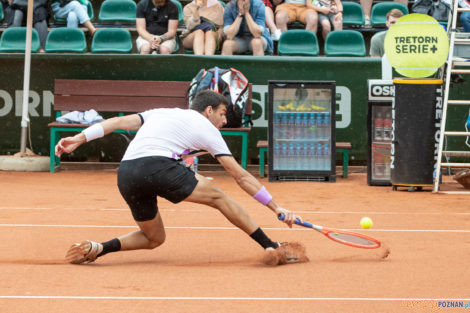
[327,232,379,248]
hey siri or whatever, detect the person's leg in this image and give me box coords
[12,9,24,27]
[136,36,151,54]
[204,30,217,55]
[319,15,331,40]
[461,12,470,33]
[34,20,48,52]
[185,174,279,249]
[66,11,79,28]
[360,0,372,25]
[333,13,342,31]
[275,9,290,32]
[221,39,238,55]
[265,7,278,34]
[159,38,176,54]
[192,29,206,55]
[303,10,318,33]
[250,37,265,56]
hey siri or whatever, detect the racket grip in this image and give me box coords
[278,213,313,228]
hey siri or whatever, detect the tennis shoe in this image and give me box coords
[263,242,308,265]
[65,240,103,264]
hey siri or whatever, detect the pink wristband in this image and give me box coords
[253,186,273,205]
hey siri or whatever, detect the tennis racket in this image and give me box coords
[278,213,381,249]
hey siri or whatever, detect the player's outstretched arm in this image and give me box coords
[55,114,142,157]
[216,155,302,227]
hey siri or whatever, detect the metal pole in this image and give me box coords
[20,0,35,153]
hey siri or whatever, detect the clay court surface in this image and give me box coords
[0,169,469,313]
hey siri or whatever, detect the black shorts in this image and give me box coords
[117,156,198,222]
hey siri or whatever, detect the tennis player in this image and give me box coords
[55,90,304,265]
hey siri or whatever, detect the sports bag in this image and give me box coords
[187,67,250,128]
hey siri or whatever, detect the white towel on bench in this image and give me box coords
[56,109,104,125]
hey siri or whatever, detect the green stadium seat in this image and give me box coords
[54,1,94,24]
[0,5,4,23]
[0,27,40,52]
[219,0,226,7]
[45,28,87,53]
[324,30,366,57]
[278,30,319,56]
[371,2,408,27]
[91,28,133,53]
[98,0,136,22]
[342,2,364,27]
[170,0,184,24]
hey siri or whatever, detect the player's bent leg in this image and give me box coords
[185,173,258,235]
[121,210,166,250]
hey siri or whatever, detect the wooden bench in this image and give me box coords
[256,140,352,178]
[49,79,252,173]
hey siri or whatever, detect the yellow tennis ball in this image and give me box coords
[360,217,373,229]
[384,13,449,78]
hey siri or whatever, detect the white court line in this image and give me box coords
[2,206,470,216]
[0,296,469,301]
[0,224,469,233]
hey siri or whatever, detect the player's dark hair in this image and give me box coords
[190,90,228,113]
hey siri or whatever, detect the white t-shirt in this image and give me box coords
[122,108,232,161]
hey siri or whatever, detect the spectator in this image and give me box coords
[221,0,273,56]
[460,0,470,32]
[412,0,450,23]
[182,0,224,55]
[9,0,50,53]
[136,0,179,54]
[1,0,14,26]
[261,0,282,40]
[361,0,407,27]
[369,8,403,57]
[275,0,319,34]
[314,0,343,40]
[51,0,96,35]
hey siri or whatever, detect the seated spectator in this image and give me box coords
[221,0,273,56]
[275,0,318,34]
[361,0,407,27]
[1,0,14,26]
[369,9,403,57]
[51,0,96,35]
[136,0,179,54]
[9,0,50,53]
[262,0,282,40]
[182,0,224,55]
[460,0,470,32]
[412,0,450,23]
[314,0,343,40]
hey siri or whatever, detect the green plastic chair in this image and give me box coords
[219,0,226,7]
[342,2,364,27]
[371,2,408,27]
[170,0,184,24]
[45,28,87,52]
[98,0,136,22]
[0,27,40,52]
[0,5,4,23]
[54,1,94,24]
[324,30,366,57]
[278,30,319,56]
[91,28,133,53]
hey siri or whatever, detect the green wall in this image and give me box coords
[0,54,468,164]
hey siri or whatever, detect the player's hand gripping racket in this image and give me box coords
[278,213,381,249]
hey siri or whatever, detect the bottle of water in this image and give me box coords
[294,113,302,139]
[318,114,326,139]
[280,113,288,139]
[301,143,309,170]
[317,143,324,170]
[301,113,309,140]
[323,143,330,171]
[310,113,317,139]
[273,143,280,170]
[280,143,288,169]
[295,143,302,170]
[287,143,295,170]
[309,143,317,170]
[324,113,330,140]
